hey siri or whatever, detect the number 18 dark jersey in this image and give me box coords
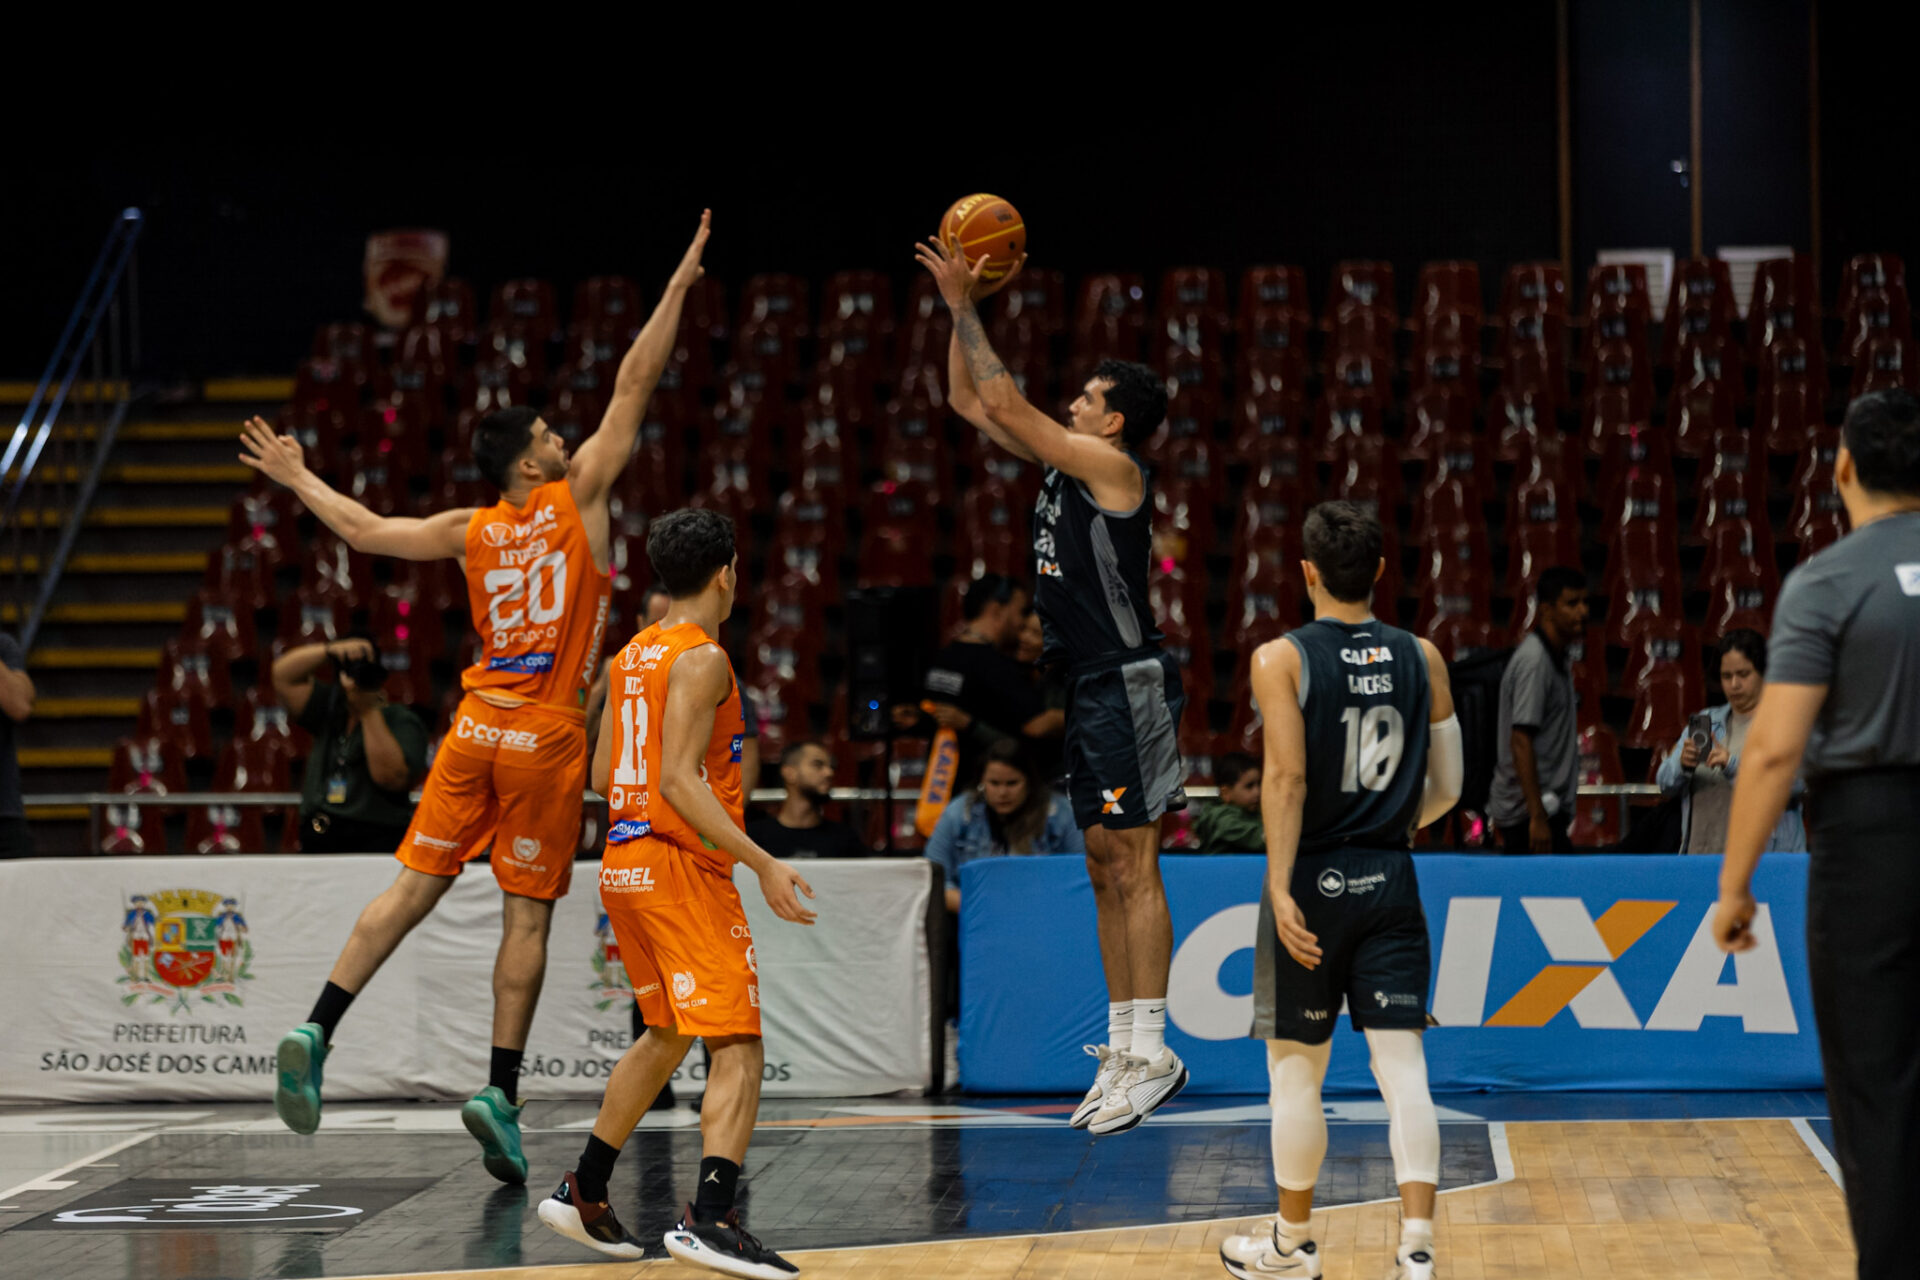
[1282,616,1431,855]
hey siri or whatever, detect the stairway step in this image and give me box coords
[30,647,160,669]
[30,696,142,718]
[0,550,204,573]
[24,805,89,821]
[5,462,251,485]
[0,600,186,624]
[13,505,229,529]
[58,421,247,443]
[204,377,293,401]
[0,380,129,403]
[18,746,112,768]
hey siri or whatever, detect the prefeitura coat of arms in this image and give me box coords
[120,889,253,1014]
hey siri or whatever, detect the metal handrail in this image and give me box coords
[4,208,143,650]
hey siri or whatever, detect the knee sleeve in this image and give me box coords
[1266,1039,1332,1192]
[1365,1028,1440,1186]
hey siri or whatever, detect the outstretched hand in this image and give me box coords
[914,233,1024,309]
[237,416,310,487]
[759,860,818,926]
[669,209,712,291]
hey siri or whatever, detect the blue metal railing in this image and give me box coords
[3,208,143,650]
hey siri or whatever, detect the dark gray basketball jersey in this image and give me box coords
[1032,458,1162,665]
[1284,616,1432,854]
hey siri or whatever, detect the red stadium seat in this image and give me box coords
[1410,327,1481,412]
[1852,335,1919,398]
[1666,364,1735,459]
[1745,257,1818,371]
[573,275,642,328]
[101,802,168,855]
[140,679,215,763]
[1501,262,1568,319]
[1400,385,1474,464]
[1624,668,1693,752]
[186,802,266,856]
[740,273,811,337]
[1704,562,1773,637]
[1570,722,1625,847]
[1427,611,1501,663]
[419,277,477,344]
[1701,517,1779,599]
[856,484,937,589]
[1227,555,1303,657]
[1585,262,1653,326]
[1760,345,1823,458]
[1314,389,1386,463]
[1660,257,1737,366]
[1239,265,1310,318]
[206,539,277,616]
[1327,302,1394,367]
[1487,383,1558,465]
[1152,474,1216,568]
[110,733,187,795]
[347,444,413,518]
[1074,273,1148,362]
[490,277,557,337]
[1238,307,1312,390]
[1581,340,1654,456]
[1840,287,1913,368]
[1598,426,1675,523]
[1618,621,1701,695]
[1233,453,1313,570]
[1692,462,1772,550]
[1324,431,1402,520]
[1413,261,1482,336]
[1327,260,1397,322]
[1230,383,1311,467]
[1837,253,1906,323]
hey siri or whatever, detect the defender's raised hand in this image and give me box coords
[238,416,310,487]
[669,209,712,291]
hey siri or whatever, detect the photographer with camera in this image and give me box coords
[1654,629,1805,855]
[272,638,429,854]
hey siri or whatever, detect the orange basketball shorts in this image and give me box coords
[599,838,761,1038]
[395,694,585,900]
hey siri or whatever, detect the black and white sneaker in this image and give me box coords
[663,1201,800,1278]
[533,1171,647,1260]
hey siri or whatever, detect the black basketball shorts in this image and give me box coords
[1062,647,1187,832]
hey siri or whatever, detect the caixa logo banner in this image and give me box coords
[957,854,1820,1095]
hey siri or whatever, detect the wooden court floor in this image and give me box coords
[371,1119,1853,1280]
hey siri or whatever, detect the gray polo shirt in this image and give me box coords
[1767,511,1920,777]
[1488,631,1579,827]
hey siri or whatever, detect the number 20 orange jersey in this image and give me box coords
[461,479,611,712]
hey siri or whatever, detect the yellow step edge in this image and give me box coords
[0,601,186,624]
[1,463,252,484]
[30,648,160,669]
[18,746,112,768]
[203,377,294,401]
[31,696,142,718]
[0,551,205,574]
[58,422,247,443]
[24,805,89,821]
[12,506,229,528]
[0,380,129,402]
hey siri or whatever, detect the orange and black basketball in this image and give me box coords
[938,194,1024,296]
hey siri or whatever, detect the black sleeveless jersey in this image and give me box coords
[1284,616,1432,854]
[1032,458,1162,666]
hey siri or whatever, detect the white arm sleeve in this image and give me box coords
[1417,714,1463,828]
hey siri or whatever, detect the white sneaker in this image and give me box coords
[1219,1220,1322,1278]
[1069,1045,1125,1130]
[1085,1047,1188,1135]
[1389,1245,1435,1279]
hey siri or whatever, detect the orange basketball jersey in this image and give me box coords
[461,479,610,711]
[604,622,746,874]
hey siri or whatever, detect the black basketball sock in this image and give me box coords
[576,1135,621,1204]
[307,982,355,1042]
[693,1156,740,1223]
[488,1046,523,1103]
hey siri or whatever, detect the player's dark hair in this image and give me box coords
[961,573,1017,621]
[472,406,540,491]
[976,738,1049,853]
[1215,751,1260,788]
[1718,628,1768,678]
[1842,388,1920,496]
[779,739,828,769]
[1535,565,1587,605]
[1302,500,1384,604]
[1092,359,1168,451]
[646,507,736,598]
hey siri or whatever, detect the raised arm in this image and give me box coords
[1250,638,1323,970]
[240,417,470,561]
[658,644,816,925]
[569,210,712,510]
[917,236,1137,495]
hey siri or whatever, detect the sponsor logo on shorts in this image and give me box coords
[730,925,753,939]
[1101,786,1128,815]
[454,716,541,751]
[487,652,556,674]
[671,971,696,1001]
[1302,1008,1329,1021]
[749,984,759,1008]
[1375,990,1421,1010]
[412,832,461,851]
[745,945,757,975]
[636,983,660,997]
[607,820,653,845]
[510,837,541,862]
[601,866,655,890]
[1317,869,1345,897]
[1346,872,1387,895]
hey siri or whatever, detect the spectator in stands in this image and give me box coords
[640,583,671,625]
[1015,609,1069,782]
[1190,751,1265,853]
[748,740,867,859]
[0,630,33,858]
[1489,567,1590,853]
[925,740,1082,913]
[274,638,428,853]
[897,575,1060,787]
[1655,629,1806,854]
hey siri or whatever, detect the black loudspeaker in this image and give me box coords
[845,586,938,741]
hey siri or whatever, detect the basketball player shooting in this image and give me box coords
[238,212,711,1185]
[1222,501,1462,1280]
[918,233,1190,1134]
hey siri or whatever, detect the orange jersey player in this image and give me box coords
[241,212,711,1185]
[534,507,814,1276]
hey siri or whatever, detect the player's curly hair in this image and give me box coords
[1092,359,1168,450]
[1302,500,1384,604]
[472,407,539,490]
[646,507,736,598]
[1843,388,1920,496]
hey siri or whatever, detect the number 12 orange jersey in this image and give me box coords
[604,622,746,876]
[461,479,611,712]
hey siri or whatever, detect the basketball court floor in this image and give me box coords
[0,1090,1851,1279]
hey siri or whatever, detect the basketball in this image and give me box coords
[939,193,1024,296]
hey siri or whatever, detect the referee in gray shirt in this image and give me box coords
[1714,388,1920,1280]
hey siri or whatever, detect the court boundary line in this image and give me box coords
[0,1131,157,1202]
[1790,1115,1843,1189]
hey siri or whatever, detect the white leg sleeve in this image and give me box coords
[1365,1027,1440,1186]
[1266,1038,1333,1192]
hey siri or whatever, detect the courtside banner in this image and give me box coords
[0,856,932,1103]
[959,853,1820,1094]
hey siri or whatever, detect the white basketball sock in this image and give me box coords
[1129,997,1166,1058]
[1107,1002,1132,1053]
[1400,1216,1435,1256]
[1276,1216,1313,1248]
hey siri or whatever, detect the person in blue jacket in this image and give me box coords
[925,739,1083,912]
[1655,628,1806,853]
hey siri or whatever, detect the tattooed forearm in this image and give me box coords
[952,301,1010,389]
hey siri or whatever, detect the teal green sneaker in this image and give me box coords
[274,1022,328,1135]
[460,1085,528,1185]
